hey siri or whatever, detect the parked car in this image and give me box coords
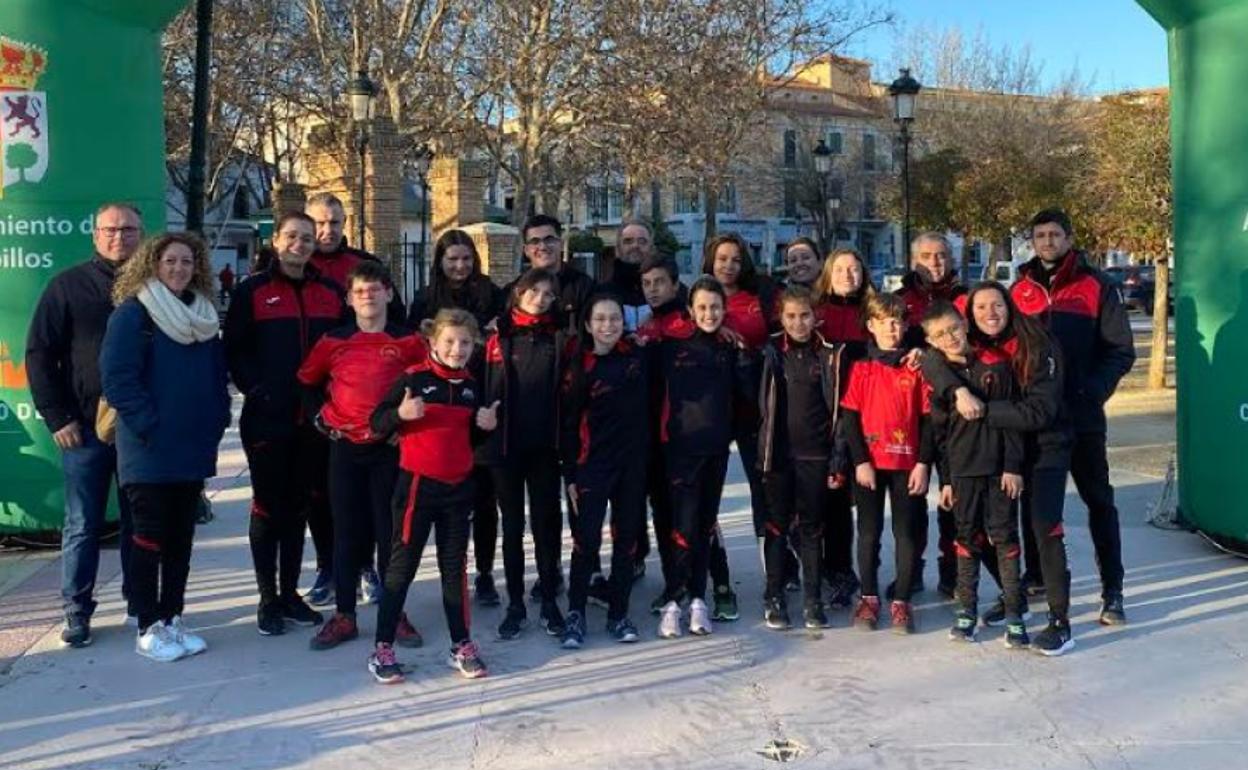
[1104,265,1173,315]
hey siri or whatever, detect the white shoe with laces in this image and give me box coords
[689,598,713,636]
[136,620,187,662]
[168,615,207,656]
[658,601,683,639]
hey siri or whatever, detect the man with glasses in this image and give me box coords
[27,202,144,647]
[515,214,596,335]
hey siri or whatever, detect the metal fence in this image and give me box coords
[382,242,428,308]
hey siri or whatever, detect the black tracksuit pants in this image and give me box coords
[913,497,955,586]
[763,461,825,607]
[245,426,324,603]
[951,476,1022,617]
[305,437,334,573]
[472,466,499,577]
[824,485,855,578]
[854,469,922,602]
[125,482,202,631]
[328,439,398,616]
[1070,432,1123,597]
[493,449,563,608]
[666,453,730,603]
[1017,465,1072,619]
[734,427,768,537]
[568,459,646,621]
[376,472,472,647]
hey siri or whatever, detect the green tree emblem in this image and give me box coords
[5,142,39,183]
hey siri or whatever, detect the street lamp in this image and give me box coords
[889,67,921,268]
[346,68,377,248]
[413,143,434,301]
[812,138,835,253]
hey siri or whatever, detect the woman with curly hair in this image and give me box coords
[100,232,231,662]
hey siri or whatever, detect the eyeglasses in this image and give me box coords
[927,325,966,342]
[97,226,140,237]
[525,235,561,248]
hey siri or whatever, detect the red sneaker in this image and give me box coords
[396,612,424,648]
[890,600,916,635]
[853,596,880,631]
[309,613,358,650]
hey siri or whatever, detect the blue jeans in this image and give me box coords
[60,428,132,620]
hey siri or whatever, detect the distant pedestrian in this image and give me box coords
[218,264,235,304]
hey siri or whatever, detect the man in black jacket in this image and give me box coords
[605,217,655,332]
[27,202,143,647]
[514,214,596,335]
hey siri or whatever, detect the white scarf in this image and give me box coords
[136,277,220,344]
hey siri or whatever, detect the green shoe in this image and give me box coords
[712,585,739,622]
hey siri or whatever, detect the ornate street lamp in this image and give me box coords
[413,143,434,297]
[889,68,921,267]
[346,68,377,248]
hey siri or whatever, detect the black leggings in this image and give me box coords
[1070,432,1122,596]
[376,473,472,646]
[471,466,499,576]
[568,459,646,620]
[125,482,202,631]
[329,440,398,616]
[306,439,333,572]
[667,453,729,602]
[824,485,854,577]
[493,449,563,608]
[734,427,769,537]
[244,426,324,602]
[854,469,922,602]
[951,476,1021,616]
[763,461,825,606]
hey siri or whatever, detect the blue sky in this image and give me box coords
[845,0,1169,94]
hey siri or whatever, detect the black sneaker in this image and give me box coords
[280,595,324,627]
[763,598,791,630]
[607,617,640,643]
[948,610,977,643]
[561,610,586,649]
[587,574,611,609]
[497,605,527,641]
[529,573,566,603]
[826,571,860,609]
[803,603,831,629]
[1099,592,1126,626]
[711,585,740,621]
[474,572,501,607]
[1003,620,1031,650]
[1032,616,1075,656]
[257,601,286,636]
[980,594,1031,627]
[60,616,92,648]
[540,602,566,637]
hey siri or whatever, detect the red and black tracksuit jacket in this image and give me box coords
[840,343,934,471]
[476,308,571,464]
[224,261,347,439]
[312,239,406,318]
[814,294,870,351]
[1011,251,1135,434]
[370,358,483,543]
[896,270,968,348]
[296,321,428,444]
[724,288,774,351]
[757,331,849,476]
[653,317,757,458]
[559,340,649,484]
[926,343,1024,482]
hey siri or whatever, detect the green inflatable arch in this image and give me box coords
[1140,0,1248,546]
[0,1,185,536]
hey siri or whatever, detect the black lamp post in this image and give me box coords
[413,143,434,298]
[347,68,377,248]
[813,138,834,254]
[889,68,921,267]
[186,0,214,235]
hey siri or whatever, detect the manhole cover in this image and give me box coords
[758,738,805,762]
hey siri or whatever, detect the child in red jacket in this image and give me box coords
[841,293,933,634]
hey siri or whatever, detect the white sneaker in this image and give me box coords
[689,598,713,636]
[136,621,187,662]
[168,615,207,656]
[658,601,683,639]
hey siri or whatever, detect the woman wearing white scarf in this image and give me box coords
[100,232,231,663]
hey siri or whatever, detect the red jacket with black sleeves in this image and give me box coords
[297,321,428,444]
[840,343,934,472]
[370,357,483,482]
[1010,251,1134,434]
[223,261,347,440]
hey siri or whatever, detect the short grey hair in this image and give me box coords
[306,192,344,211]
[94,202,142,223]
[618,216,653,237]
[910,231,951,256]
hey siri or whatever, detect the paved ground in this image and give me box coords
[6,387,1245,770]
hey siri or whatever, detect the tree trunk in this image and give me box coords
[1148,257,1171,389]
[703,182,719,243]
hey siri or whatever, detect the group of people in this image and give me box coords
[27,195,1134,685]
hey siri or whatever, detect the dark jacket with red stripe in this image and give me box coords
[311,238,406,318]
[1011,251,1134,434]
[477,308,572,464]
[559,339,649,484]
[296,321,428,444]
[925,342,1024,480]
[224,261,347,439]
[654,316,756,458]
[505,263,597,335]
[757,331,849,477]
[840,343,934,472]
[896,270,968,348]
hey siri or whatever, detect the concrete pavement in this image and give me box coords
[5,388,1247,770]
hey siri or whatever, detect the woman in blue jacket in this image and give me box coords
[100,232,230,663]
